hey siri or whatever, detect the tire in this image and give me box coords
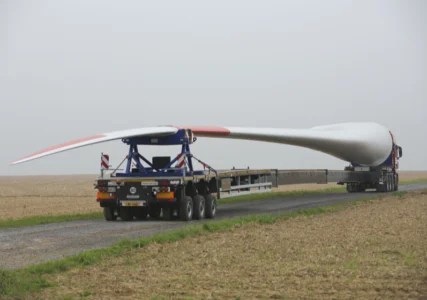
[346,183,360,193]
[134,207,148,220]
[394,174,399,191]
[119,207,133,221]
[162,207,174,221]
[204,194,216,219]
[103,207,117,221]
[380,175,388,193]
[149,205,161,219]
[193,195,205,220]
[377,180,386,193]
[179,196,193,221]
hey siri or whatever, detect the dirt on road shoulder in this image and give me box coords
[32,190,427,300]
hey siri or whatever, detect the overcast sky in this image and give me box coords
[1,0,426,176]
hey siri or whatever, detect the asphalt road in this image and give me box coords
[1,183,426,270]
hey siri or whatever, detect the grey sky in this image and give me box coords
[1,0,426,176]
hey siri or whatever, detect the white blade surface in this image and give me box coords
[10,127,177,165]
[182,122,393,166]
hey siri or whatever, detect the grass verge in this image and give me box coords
[0,178,425,230]
[0,212,103,230]
[400,178,427,184]
[0,189,421,298]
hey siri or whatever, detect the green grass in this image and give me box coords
[0,212,103,230]
[400,178,427,185]
[404,252,417,267]
[344,260,360,271]
[2,189,422,298]
[0,178,425,230]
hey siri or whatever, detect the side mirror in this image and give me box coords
[398,146,402,158]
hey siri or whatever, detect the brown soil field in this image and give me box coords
[0,175,98,220]
[30,189,427,300]
[0,171,426,220]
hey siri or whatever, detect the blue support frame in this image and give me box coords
[115,129,204,177]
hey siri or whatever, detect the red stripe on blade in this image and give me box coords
[12,134,106,163]
[175,126,230,136]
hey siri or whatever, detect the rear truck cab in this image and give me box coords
[94,128,218,222]
[344,130,402,193]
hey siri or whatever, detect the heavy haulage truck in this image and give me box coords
[93,127,402,222]
[10,122,402,222]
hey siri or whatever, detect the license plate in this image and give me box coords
[120,201,146,207]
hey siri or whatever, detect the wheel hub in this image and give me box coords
[187,202,192,218]
[200,200,205,216]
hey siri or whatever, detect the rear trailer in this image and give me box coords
[94,128,402,222]
[94,128,273,221]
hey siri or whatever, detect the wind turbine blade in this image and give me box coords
[10,127,177,165]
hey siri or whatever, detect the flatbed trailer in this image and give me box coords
[95,128,402,222]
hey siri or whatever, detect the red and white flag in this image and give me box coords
[175,153,185,168]
[101,153,109,169]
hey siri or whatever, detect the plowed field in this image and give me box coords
[30,189,427,299]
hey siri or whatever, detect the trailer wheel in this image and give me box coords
[376,180,386,193]
[149,205,161,219]
[103,207,117,221]
[193,195,205,220]
[204,194,216,219]
[390,175,395,192]
[163,207,174,221]
[346,183,357,193]
[134,207,148,220]
[179,196,193,221]
[375,182,381,193]
[119,207,133,221]
[382,179,388,193]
